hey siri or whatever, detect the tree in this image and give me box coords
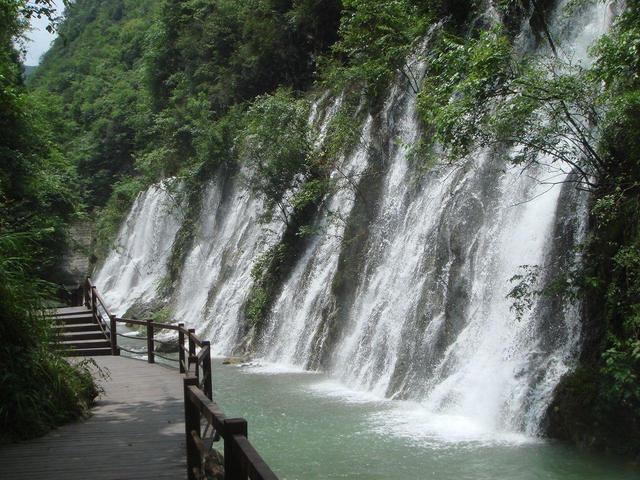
[418,26,605,190]
[329,0,429,96]
[0,0,99,442]
[239,89,312,224]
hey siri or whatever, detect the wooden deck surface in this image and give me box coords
[0,356,186,479]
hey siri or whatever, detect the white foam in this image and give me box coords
[306,379,389,404]
[241,361,318,376]
[369,404,540,448]
[94,179,182,315]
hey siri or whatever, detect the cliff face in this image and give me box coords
[60,221,94,284]
[87,0,598,446]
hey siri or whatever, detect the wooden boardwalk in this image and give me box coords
[0,356,186,480]
[0,281,278,480]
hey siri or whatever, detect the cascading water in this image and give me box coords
[94,0,617,446]
[94,180,182,315]
[258,112,374,367]
[257,0,612,440]
[168,96,344,354]
[170,172,280,354]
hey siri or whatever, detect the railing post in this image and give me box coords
[110,314,119,355]
[146,319,155,364]
[189,355,199,381]
[73,284,82,306]
[84,279,90,307]
[178,323,185,374]
[91,287,98,323]
[224,418,248,480]
[183,377,200,480]
[202,340,212,400]
[188,328,196,356]
[188,328,196,373]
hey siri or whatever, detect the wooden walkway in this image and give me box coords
[0,280,278,480]
[0,356,186,480]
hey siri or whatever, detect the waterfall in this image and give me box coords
[169,96,343,355]
[94,180,182,315]
[94,0,616,442]
[258,113,373,367]
[170,172,279,354]
[257,0,611,438]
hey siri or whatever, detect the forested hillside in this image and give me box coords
[4,0,640,459]
[1,0,98,441]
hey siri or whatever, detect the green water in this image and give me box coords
[208,360,637,480]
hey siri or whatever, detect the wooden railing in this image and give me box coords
[80,278,278,480]
[84,278,119,355]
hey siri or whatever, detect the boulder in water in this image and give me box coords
[222,356,248,365]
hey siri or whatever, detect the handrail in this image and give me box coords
[91,283,112,319]
[84,278,119,354]
[185,380,278,480]
[115,317,182,330]
[80,278,276,479]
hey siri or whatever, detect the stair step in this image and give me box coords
[53,323,102,333]
[57,332,106,341]
[55,315,96,325]
[62,347,112,357]
[47,306,91,317]
[56,339,110,349]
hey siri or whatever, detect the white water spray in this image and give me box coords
[94,181,182,315]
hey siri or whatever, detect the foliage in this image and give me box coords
[151,306,172,324]
[418,26,605,189]
[93,176,144,259]
[29,0,158,206]
[507,265,542,321]
[239,90,312,222]
[0,232,101,441]
[246,244,289,327]
[561,4,640,449]
[320,91,367,160]
[417,0,640,455]
[0,0,100,441]
[326,0,430,98]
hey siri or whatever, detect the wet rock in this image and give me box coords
[204,448,224,479]
[155,336,180,353]
[222,356,248,365]
[124,298,168,320]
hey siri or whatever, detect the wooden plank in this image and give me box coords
[56,331,105,341]
[58,339,110,348]
[58,315,96,325]
[52,323,101,332]
[59,347,112,356]
[48,306,92,316]
[0,356,187,479]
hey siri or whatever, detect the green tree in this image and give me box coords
[1,0,99,442]
[240,89,312,223]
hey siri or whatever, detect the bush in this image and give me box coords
[0,232,101,441]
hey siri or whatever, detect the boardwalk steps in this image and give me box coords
[48,306,111,356]
[24,278,280,479]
